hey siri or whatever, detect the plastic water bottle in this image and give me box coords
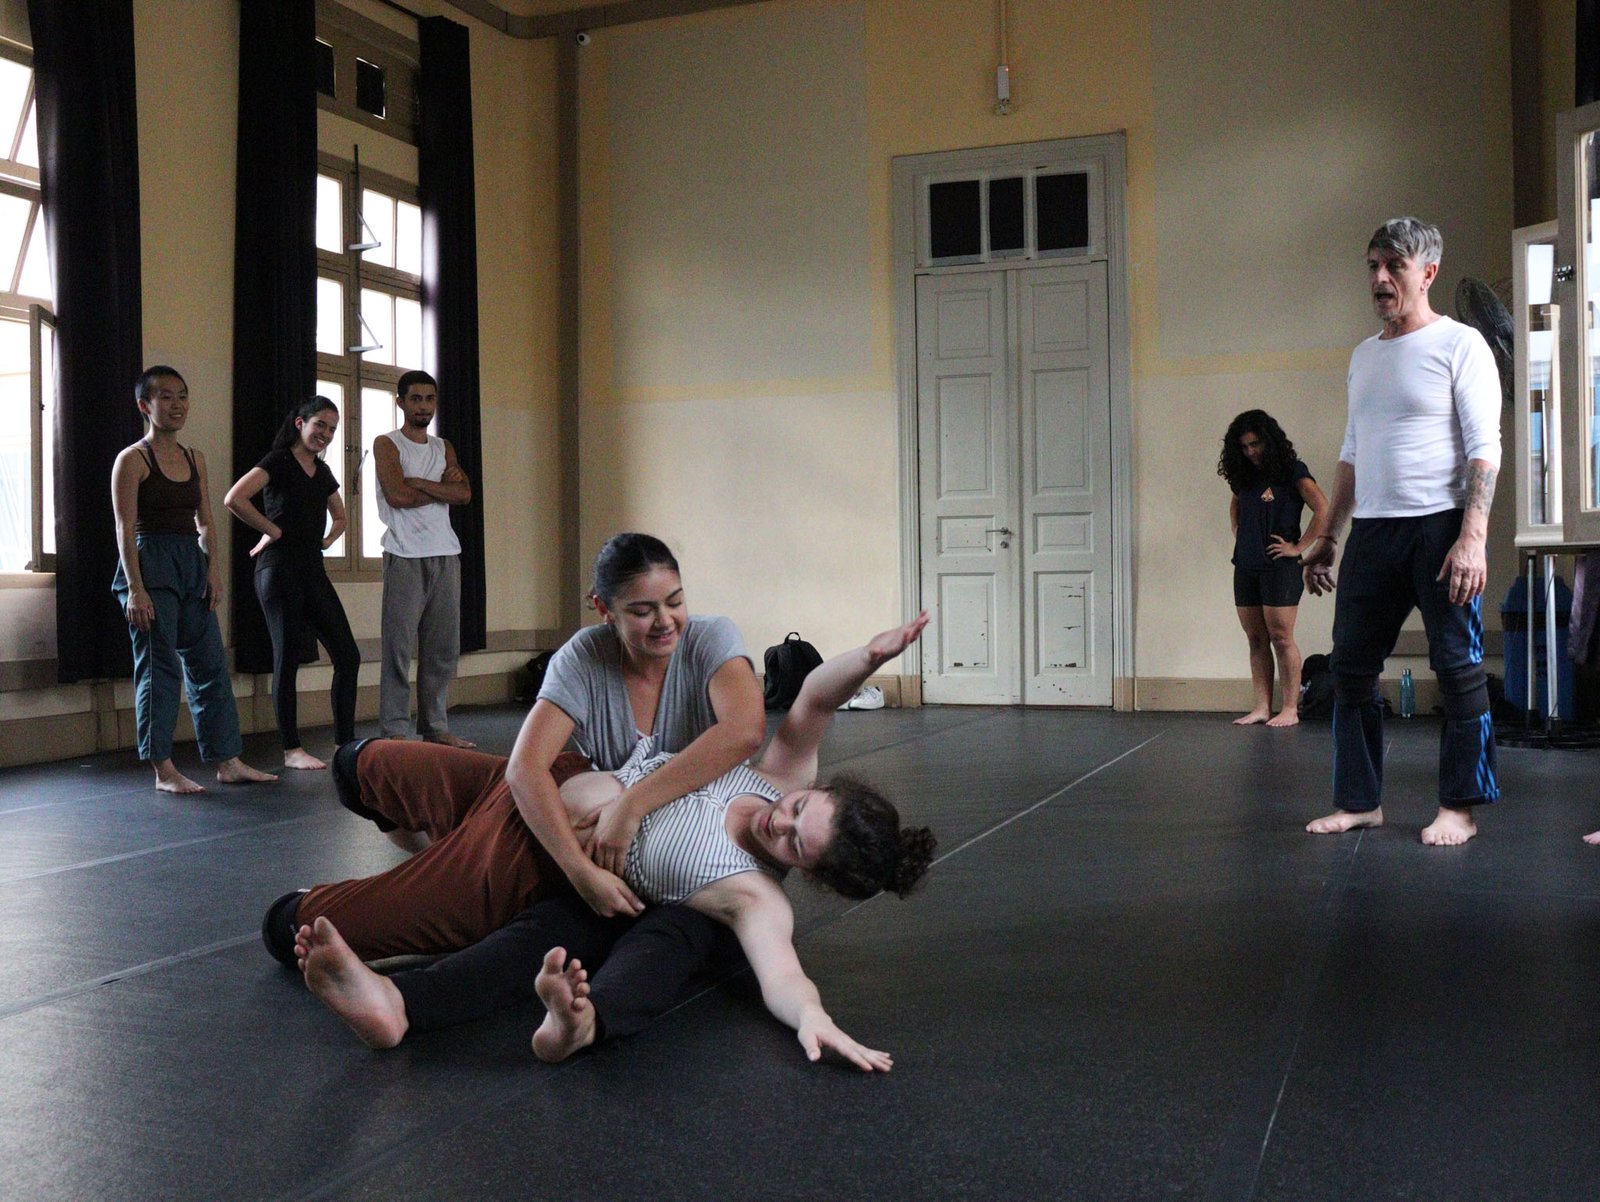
[1399,668,1415,718]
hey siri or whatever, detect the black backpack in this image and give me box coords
[1298,653,1334,720]
[519,650,555,705]
[763,632,822,711]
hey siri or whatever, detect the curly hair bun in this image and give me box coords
[890,826,936,897]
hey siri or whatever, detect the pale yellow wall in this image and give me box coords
[572,0,1517,689]
[1139,0,1515,681]
[578,2,892,651]
[135,0,241,634]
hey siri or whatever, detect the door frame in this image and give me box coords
[891,134,1134,706]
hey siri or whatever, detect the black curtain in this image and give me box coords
[419,16,486,654]
[29,0,145,683]
[230,0,318,674]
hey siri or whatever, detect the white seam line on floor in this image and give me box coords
[0,813,328,885]
[0,933,260,1021]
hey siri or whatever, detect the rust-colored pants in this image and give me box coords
[297,740,590,959]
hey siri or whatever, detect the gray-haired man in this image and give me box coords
[1302,217,1502,845]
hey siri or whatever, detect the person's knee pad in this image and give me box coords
[332,737,397,832]
[261,889,307,968]
[1334,673,1380,707]
[1437,664,1490,720]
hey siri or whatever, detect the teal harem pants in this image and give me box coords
[111,533,243,763]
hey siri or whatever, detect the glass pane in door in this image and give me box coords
[1586,133,1600,510]
[1526,240,1556,527]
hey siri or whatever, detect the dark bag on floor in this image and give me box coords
[1299,653,1334,720]
[519,650,555,704]
[763,632,823,711]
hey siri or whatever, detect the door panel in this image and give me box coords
[1020,262,1112,704]
[916,263,1112,706]
[916,272,1018,703]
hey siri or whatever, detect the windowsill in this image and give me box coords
[0,571,54,589]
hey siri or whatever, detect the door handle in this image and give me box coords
[986,526,1014,548]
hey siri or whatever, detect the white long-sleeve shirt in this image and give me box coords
[1340,315,1501,518]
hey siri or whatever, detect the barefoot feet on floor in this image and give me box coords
[1585,829,1600,845]
[283,748,327,771]
[153,759,205,794]
[424,732,477,750]
[297,917,408,1049]
[532,946,596,1063]
[216,757,278,784]
[1266,708,1300,728]
[1233,708,1271,726]
[1306,806,1383,835]
[1421,806,1477,846]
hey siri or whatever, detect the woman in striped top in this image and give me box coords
[294,612,937,1071]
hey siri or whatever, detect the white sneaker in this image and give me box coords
[841,685,885,711]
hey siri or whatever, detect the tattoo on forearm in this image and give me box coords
[1464,463,1498,517]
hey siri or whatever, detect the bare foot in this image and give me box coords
[1266,708,1300,728]
[216,757,278,784]
[1233,709,1271,726]
[424,732,477,750]
[1421,807,1477,846]
[283,748,327,771]
[153,759,205,794]
[1306,806,1383,834]
[296,917,408,1049]
[532,946,596,1063]
[1585,829,1600,845]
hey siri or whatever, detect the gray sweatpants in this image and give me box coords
[380,552,461,738]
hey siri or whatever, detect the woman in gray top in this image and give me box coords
[508,532,768,917]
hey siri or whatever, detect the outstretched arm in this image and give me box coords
[712,878,892,1072]
[751,611,929,789]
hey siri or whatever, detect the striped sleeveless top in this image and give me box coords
[617,739,784,905]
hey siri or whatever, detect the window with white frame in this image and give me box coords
[0,40,55,574]
[920,166,1097,267]
[315,152,424,574]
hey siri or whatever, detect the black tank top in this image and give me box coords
[135,441,201,536]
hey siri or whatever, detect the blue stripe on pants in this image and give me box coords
[1330,510,1499,810]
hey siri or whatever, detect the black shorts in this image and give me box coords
[1234,560,1304,609]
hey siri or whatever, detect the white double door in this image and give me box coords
[916,263,1114,706]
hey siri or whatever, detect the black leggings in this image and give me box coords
[254,555,360,749]
[393,892,746,1043]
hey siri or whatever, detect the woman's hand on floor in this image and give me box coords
[798,1011,893,1072]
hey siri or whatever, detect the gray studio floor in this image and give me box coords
[2,703,1598,1201]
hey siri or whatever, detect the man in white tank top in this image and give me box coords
[373,370,475,747]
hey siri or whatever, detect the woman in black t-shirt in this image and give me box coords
[1217,410,1329,728]
[226,397,361,768]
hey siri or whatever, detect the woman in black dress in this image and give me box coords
[226,397,361,769]
[1217,410,1329,728]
